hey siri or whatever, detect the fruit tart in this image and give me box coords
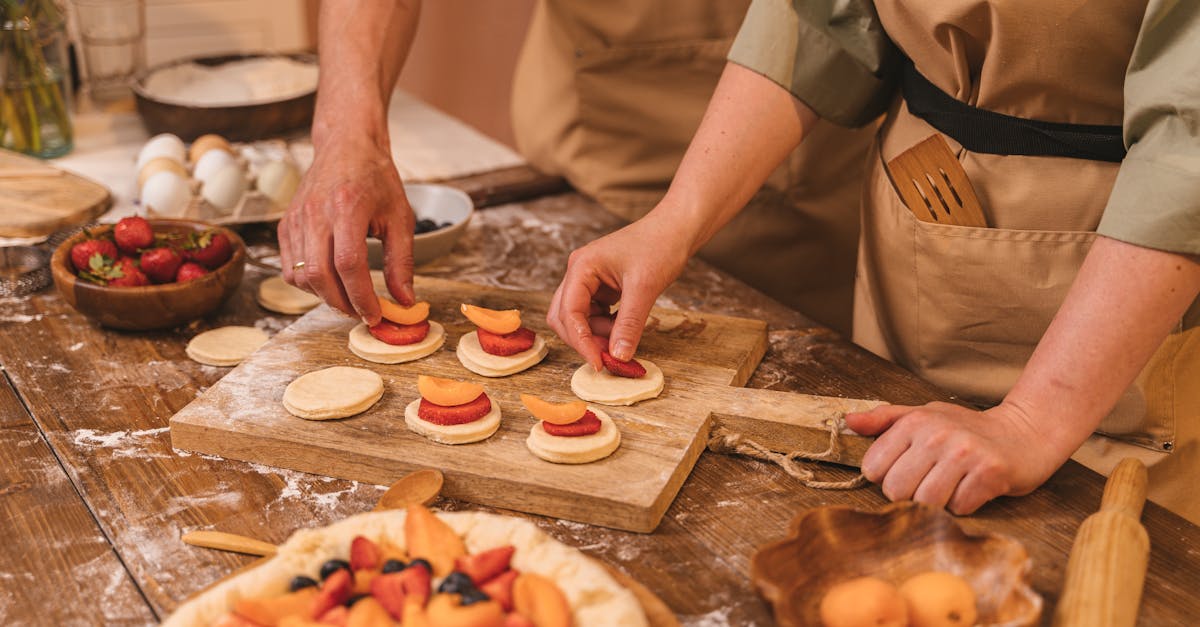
[570,352,664,406]
[349,297,446,364]
[456,305,548,377]
[164,505,648,627]
[520,395,621,465]
[405,375,502,445]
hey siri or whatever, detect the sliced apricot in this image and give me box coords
[419,375,486,407]
[405,504,467,577]
[233,587,317,625]
[346,597,394,627]
[277,616,326,627]
[402,597,433,627]
[379,297,430,325]
[899,571,977,627]
[520,394,587,425]
[819,576,907,627]
[461,304,522,335]
[426,594,506,627]
[512,573,572,627]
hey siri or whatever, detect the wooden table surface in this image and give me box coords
[2,167,1199,626]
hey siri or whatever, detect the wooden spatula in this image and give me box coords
[885,134,988,227]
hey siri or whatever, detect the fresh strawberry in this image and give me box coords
[476,327,535,356]
[417,394,492,426]
[399,562,432,605]
[139,246,183,284]
[542,411,602,437]
[368,319,430,346]
[107,257,150,287]
[176,261,209,283]
[480,569,520,612]
[113,216,154,254]
[317,605,349,626]
[350,536,383,572]
[70,237,118,273]
[455,546,515,586]
[601,350,646,378]
[503,611,536,627]
[369,573,407,619]
[187,229,234,269]
[309,568,352,619]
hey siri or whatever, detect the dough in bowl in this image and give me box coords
[185,326,269,366]
[282,366,383,420]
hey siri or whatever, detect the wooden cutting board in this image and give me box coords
[0,149,112,238]
[170,277,879,532]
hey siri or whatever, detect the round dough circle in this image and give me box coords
[456,330,548,377]
[348,321,445,364]
[185,326,269,366]
[257,276,322,314]
[570,359,664,406]
[283,366,383,420]
[526,408,621,464]
[403,397,501,444]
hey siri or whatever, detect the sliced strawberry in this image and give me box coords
[601,351,646,378]
[417,394,492,426]
[455,546,515,586]
[70,237,118,273]
[114,216,154,255]
[399,562,432,606]
[368,319,430,346]
[542,411,602,437]
[481,569,520,612]
[317,605,349,626]
[350,536,382,572]
[309,569,352,619]
[370,572,408,620]
[476,327,535,356]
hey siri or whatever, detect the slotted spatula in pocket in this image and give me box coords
[885,134,989,228]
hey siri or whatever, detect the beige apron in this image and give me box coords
[510,0,876,333]
[857,0,1200,523]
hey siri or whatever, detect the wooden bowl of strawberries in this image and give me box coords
[51,217,246,330]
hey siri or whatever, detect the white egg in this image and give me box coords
[201,162,248,215]
[136,133,186,171]
[141,170,191,217]
[256,159,301,207]
[193,148,236,184]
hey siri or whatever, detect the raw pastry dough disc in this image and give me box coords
[403,398,501,444]
[526,408,621,464]
[456,330,548,377]
[185,326,269,366]
[571,359,664,406]
[283,366,383,420]
[348,321,445,364]
[256,276,322,314]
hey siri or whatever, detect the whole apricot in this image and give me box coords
[819,576,909,627]
[898,571,978,627]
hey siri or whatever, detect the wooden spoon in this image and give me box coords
[182,530,277,557]
[373,469,443,511]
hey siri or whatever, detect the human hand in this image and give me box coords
[547,213,691,370]
[279,135,414,325]
[845,401,1067,515]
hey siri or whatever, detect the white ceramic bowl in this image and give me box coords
[367,183,474,268]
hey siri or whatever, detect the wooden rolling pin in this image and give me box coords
[1052,458,1150,627]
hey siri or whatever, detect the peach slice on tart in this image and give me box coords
[405,504,468,577]
[520,394,587,425]
[460,304,522,335]
[419,375,486,407]
[379,297,430,325]
[513,573,572,627]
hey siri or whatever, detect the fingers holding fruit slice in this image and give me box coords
[348,298,445,365]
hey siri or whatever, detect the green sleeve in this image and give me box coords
[1098,0,1200,255]
[726,0,899,128]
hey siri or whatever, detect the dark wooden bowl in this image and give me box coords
[133,52,317,142]
[751,501,1042,627]
[51,219,245,331]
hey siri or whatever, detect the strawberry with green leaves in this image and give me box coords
[69,232,119,274]
[186,229,233,269]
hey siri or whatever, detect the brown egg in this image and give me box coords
[188,133,233,163]
[899,571,978,627]
[137,156,189,190]
[820,576,909,627]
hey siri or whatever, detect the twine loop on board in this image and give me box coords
[706,416,867,490]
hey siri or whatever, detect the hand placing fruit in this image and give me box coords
[69,217,236,288]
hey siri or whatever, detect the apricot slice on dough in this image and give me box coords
[819,576,909,627]
[460,304,522,335]
[899,571,977,627]
[513,573,572,627]
[379,298,430,325]
[520,394,588,425]
[418,375,485,407]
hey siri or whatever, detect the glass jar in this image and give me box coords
[1,0,73,158]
